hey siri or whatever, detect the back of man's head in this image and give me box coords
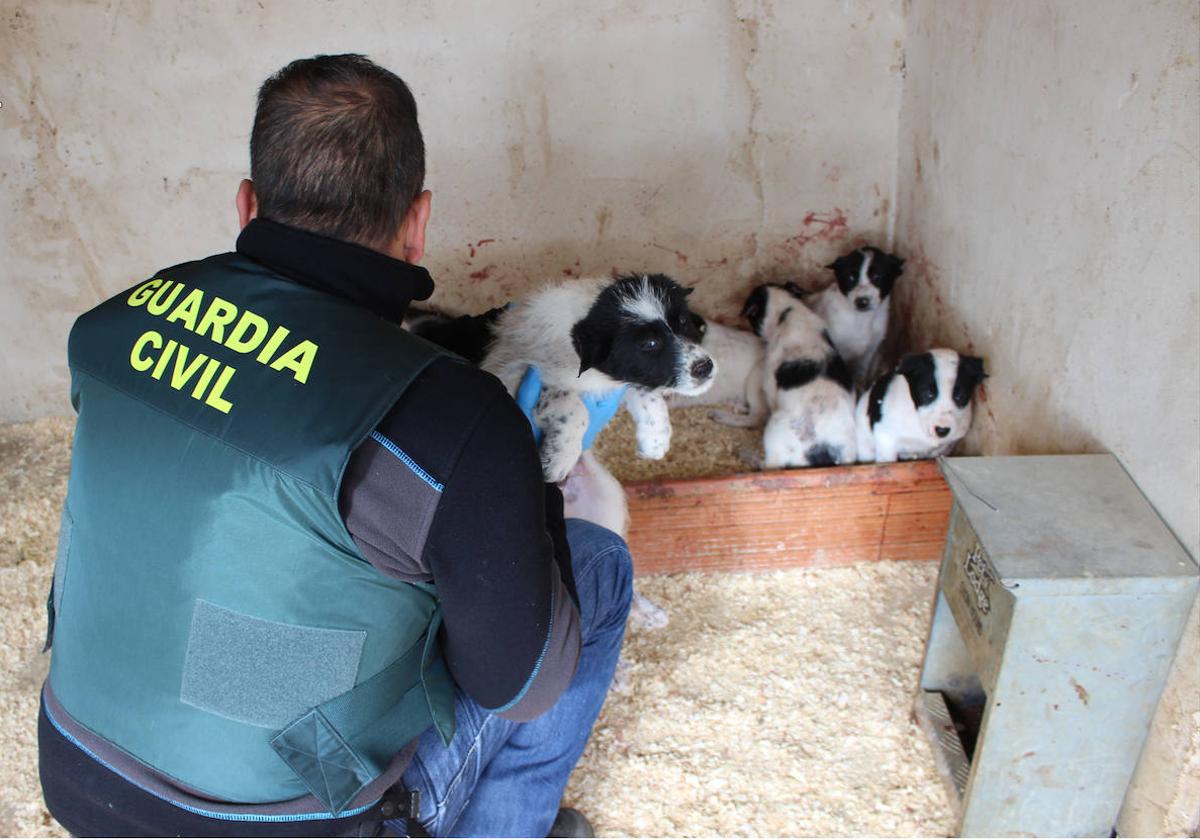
[250,54,424,251]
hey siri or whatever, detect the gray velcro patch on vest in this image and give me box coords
[181,599,366,728]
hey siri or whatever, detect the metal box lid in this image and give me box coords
[939,454,1197,586]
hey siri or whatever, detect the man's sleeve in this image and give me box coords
[421,386,582,722]
[338,357,581,723]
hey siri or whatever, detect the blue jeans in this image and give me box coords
[394,520,634,837]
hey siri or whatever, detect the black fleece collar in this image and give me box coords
[235,218,435,324]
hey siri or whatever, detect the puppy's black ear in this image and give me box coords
[897,352,938,407]
[953,354,988,407]
[741,286,769,336]
[959,354,987,379]
[783,281,808,299]
[681,286,695,297]
[571,318,611,375]
[826,254,853,272]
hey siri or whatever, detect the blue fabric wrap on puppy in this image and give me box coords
[514,365,628,451]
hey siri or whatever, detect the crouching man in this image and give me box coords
[38,53,631,838]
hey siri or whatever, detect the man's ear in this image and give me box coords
[571,318,610,376]
[395,190,432,264]
[236,179,258,229]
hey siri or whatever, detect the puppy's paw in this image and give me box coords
[635,434,670,461]
[710,408,763,429]
[629,591,669,631]
[541,449,578,484]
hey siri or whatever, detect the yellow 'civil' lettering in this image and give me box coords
[151,340,178,380]
[190,358,221,400]
[130,330,162,371]
[204,366,236,414]
[169,345,210,390]
[128,331,236,413]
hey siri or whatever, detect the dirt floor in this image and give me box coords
[0,412,955,837]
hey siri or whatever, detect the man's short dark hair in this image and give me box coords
[250,53,425,250]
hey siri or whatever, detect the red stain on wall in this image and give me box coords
[467,238,497,259]
[769,208,851,268]
[800,208,848,237]
[469,266,493,281]
[649,242,689,264]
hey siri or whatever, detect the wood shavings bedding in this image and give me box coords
[0,416,953,837]
[593,404,761,483]
[566,566,955,836]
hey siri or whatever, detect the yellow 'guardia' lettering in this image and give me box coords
[126,277,319,385]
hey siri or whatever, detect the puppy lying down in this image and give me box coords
[719,283,858,468]
[666,320,765,413]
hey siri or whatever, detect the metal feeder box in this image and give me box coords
[916,454,1198,837]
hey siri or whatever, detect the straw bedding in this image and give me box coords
[0,412,953,837]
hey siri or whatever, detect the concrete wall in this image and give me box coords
[0,0,904,421]
[895,1,1200,833]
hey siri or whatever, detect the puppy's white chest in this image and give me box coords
[823,303,885,361]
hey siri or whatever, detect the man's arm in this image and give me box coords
[338,356,581,722]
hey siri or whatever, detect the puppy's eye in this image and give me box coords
[640,336,662,353]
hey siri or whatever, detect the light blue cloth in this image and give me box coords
[513,366,628,451]
[396,520,633,837]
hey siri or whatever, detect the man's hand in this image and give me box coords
[514,365,627,450]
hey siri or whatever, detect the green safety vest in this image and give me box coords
[47,252,455,816]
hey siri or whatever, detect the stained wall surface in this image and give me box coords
[0,0,904,420]
[894,2,1199,833]
[894,0,1199,561]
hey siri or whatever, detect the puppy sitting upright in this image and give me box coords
[483,273,715,482]
[729,283,857,468]
[856,349,987,463]
[809,246,904,386]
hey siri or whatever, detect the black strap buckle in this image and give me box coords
[371,786,428,838]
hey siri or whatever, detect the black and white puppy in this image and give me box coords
[856,349,987,463]
[483,273,716,483]
[723,283,857,468]
[809,246,904,386]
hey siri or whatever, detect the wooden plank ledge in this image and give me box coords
[624,459,952,576]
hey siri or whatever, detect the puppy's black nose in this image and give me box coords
[935,426,951,438]
[691,357,714,380]
[855,297,872,311]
